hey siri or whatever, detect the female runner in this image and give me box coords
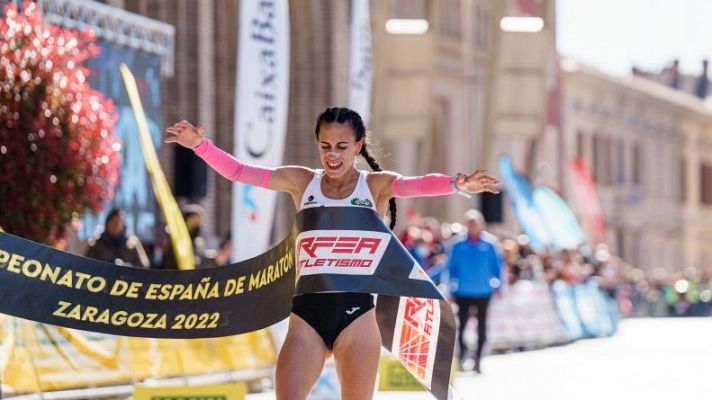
[165,107,499,400]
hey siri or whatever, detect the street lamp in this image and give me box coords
[499,17,544,33]
[499,16,544,33]
[385,18,429,35]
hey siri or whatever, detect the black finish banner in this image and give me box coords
[0,207,455,399]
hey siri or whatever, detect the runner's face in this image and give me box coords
[316,122,363,179]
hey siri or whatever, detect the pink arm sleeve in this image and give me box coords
[193,139,271,188]
[390,174,454,198]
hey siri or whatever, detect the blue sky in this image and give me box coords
[556,0,712,77]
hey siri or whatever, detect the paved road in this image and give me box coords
[453,317,712,400]
[248,318,712,400]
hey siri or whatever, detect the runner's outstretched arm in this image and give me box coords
[368,170,500,203]
[165,120,311,195]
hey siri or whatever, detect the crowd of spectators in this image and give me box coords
[399,208,712,320]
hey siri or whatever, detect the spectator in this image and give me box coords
[86,208,150,268]
[160,203,207,269]
[668,59,681,89]
[695,59,709,99]
[447,209,503,373]
[404,226,428,268]
[202,233,233,268]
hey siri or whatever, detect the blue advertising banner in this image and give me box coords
[81,40,163,242]
[498,155,553,251]
[499,156,588,251]
[550,280,584,341]
[533,186,587,250]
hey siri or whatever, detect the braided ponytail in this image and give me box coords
[315,107,398,230]
[360,144,398,230]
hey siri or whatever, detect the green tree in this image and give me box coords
[0,2,120,244]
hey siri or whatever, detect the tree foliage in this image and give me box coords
[0,2,120,244]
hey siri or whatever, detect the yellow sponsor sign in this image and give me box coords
[377,356,426,392]
[0,320,275,394]
[377,355,457,392]
[133,383,247,400]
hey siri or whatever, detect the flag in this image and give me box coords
[120,64,195,269]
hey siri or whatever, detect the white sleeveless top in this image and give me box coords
[299,169,377,211]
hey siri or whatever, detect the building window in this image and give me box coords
[592,134,611,185]
[615,139,625,184]
[616,227,625,261]
[664,145,672,200]
[604,136,613,185]
[437,0,462,40]
[629,231,640,269]
[701,163,712,205]
[632,142,642,185]
[680,157,686,203]
[592,135,599,183]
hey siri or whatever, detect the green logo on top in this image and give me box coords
[350,197,373,208]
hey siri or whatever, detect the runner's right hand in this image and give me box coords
[165,120,205,149]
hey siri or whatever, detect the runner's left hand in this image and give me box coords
[455,170,500,194]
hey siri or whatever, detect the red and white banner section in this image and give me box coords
[295,207,456,400]
[296,230,391,277]
[393,297,441,388]
[0,207,455,399]
[569,158,608,245]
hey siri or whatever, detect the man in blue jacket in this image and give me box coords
[447,209,503,372]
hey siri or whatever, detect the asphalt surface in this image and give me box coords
[247,318,712,400]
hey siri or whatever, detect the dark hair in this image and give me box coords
[105,208,125,224]
[315,107,397,230]
[182,203,204,219]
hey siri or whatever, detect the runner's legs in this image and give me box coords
[332,309,381,400]
[276,313,329,400]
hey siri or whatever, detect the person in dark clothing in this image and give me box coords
[447,209,503,373]
[160,204,207,269]
[695,59,709,99]
[201,233,232,268]
[86,208,150,268]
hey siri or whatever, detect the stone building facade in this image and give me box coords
[106,0,512,243]
[561,60,712,274]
